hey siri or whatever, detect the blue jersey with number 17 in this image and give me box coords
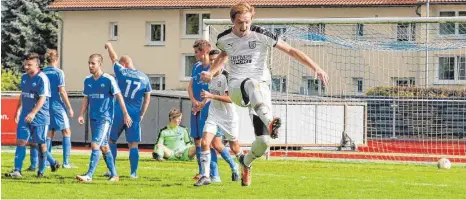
[113,62,152,122]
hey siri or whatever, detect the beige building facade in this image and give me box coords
[48,0,466,95]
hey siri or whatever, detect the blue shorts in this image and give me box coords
[190,103,210,139]
[190,103,223,139]
[17,122,48,144]
[109,118,141,143]
[90,119,112,146]
[49,107,70,131]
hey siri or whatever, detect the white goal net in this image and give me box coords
[204,17,466,162]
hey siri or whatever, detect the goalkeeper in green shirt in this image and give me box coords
[153,109,195,161]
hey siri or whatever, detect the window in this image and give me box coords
[353,78,363,93]
[436,56,466,84]
[356,24,364,37]
[109,22,118,40]
[439,11,466,35]
[149,75,166,90]
[146,22,165,45]
[182,54,197,80]
[392,77,415,87]
[397,23,416,41]
[272,75,287,93]
[307,24,326,41]
[301,76,325,96]
[184,13,210,37]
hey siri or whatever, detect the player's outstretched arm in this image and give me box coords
[78,96,88,125]
[104,42,119,63]
[115,93,133,127]
[201,89,232,103]
[201,51,228,82]
[59,87,74,118]
[275,41,329,86]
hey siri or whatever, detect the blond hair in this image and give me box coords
[230,2,255,20]
[45,49,59,64]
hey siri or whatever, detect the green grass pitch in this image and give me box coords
[2,151,465,199]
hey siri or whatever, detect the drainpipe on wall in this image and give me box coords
[425,0,430,87]
[57,16,64,70]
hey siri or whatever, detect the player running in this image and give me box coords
[201,2,329,186]
[194,67,244,186]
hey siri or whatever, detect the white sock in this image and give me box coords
[244,80,273,126]
[200,150,211,177]
[244,135,270,167]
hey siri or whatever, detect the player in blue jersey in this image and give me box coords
[4,53,60,178]
[41,49,74,169]
[104,42,151,179]
[188,39,221,181]
[75,54,132,182]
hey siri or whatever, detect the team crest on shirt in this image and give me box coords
[216,80,221,87]
[249,41,256,49]
[32,82,37,87]
[101,84,105,88]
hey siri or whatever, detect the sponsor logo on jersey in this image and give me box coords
[249,41,256,49]
[230,55,252,65]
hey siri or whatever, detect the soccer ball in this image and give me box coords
[437,158,451,169]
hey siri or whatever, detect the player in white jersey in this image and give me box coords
[194,68,244,187]
[201,2,329,186]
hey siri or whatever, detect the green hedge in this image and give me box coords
[1,69,21,91]
[366,86,466,98]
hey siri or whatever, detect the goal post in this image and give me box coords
[203,17,466,162]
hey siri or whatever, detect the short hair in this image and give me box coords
[230,2,255,20]
[193,39,212,52]
[209,49,220,56]
[89,54,103,63]
[168,109,182,120]
[45,49,59,64]
[24,53,40,65]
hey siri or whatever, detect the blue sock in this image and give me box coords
[109,143,117,164]
[62,136,71,165]
[30,146,38,169]
[86,149,101,177]
[210,148,219,178]
[196,146,203,174]
[46,138,52,153]
[46,148,57,166]
[14,146,26,171]
[220,147,237,172]
[38,150,48,174]
[103,151,118,177]
[129,147,139,176]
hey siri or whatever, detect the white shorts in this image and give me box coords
[203,117,239,141]
[228,79,272,115]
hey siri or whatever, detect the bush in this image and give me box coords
[366,86,466,98]
[1,69,21,91]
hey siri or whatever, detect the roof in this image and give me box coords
[47,0,440,11]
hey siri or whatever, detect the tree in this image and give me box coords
[1,0,58,71]
[1,68,21,91]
